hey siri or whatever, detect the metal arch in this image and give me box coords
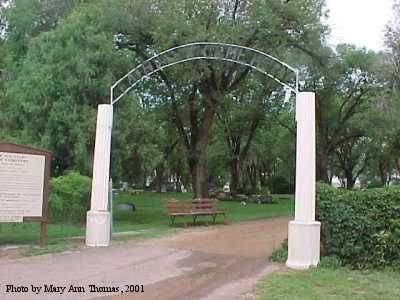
[111,42,299,105]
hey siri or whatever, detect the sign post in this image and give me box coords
[0,142,51,247]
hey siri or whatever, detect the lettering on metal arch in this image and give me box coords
[111,42,299,104]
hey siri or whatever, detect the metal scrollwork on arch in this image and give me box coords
[111,42,299,105]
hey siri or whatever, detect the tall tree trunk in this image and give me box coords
[378,161,388,186]
[191,101,215,199]
[193,121,213,198]
[189,144,210,198]
[187,145,213,198]
[247,163,257,190]
[396,158,400,177]
[195,159,209,198]
[229,158,239,196]
[346,172,355,189]
[316,96,330,183]
[155,167,163,193]
[189,158,197,196]
[317,149,330,182]
[175,173,182,192]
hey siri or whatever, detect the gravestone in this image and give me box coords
[116,203,136,211]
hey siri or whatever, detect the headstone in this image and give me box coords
[216,192,229,200]
[116,203,136,211]
[181,185,187,193]
[236,194,249,202]
[250,195,273,204]
[223,184,230,193]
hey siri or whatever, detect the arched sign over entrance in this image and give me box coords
[86,42,320,270]
[111,42,299,104]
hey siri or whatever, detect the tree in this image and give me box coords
[1,0,329,197]
[3,2,133,175]
[242,115,295,193]
[4,0,83,59]
[386,0,400,89]
[111,0,327,197]
[357,87,400,187]
[332,131,368,189]
[215,76,284,196]
[302,45,381,182]
[380,0,400,184]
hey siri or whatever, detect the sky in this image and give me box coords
[326,0,394,51]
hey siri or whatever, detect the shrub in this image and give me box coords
[316,183,400,270]
[48,171,91,223]
[318,256,342,270]
[366,180,384,189]
[269,239,344,270]
[269,176,294,194]
[270,239,288,263]
[260,187,271,196]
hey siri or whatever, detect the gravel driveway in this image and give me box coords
[1,217,289,300]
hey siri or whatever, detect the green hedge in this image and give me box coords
[48,172,91,223]
[316,183,400,269]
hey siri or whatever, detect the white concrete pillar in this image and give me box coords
[86,104,113,247]
[286,92,321,270]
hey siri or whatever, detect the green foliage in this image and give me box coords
[269,175,293,194]
[4,1,132,175]
[2,0,396,199]
[269,239,288,263]
[318,256,343,270]
[269,240,343,269]
[316,183,400,269]
[49,172,91,223]
[106,0,327,197]
[5,0,83,59]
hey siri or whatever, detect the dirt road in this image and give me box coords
[0,217,289,300]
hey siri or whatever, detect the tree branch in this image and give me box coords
[232,0,240,21]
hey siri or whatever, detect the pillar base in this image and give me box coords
[286,220,320,270]
[86,211,110,247]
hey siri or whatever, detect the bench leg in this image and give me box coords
[192,215,197,224]
[212,215,217,224]
[170,216,176,225]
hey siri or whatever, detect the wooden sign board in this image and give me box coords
[0,142,51,247]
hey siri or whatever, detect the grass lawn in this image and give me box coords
[0,223,84,244]
[0,192,293,247]
[112,192,294,231]
[255,267,400,300]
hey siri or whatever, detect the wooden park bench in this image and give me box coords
[163,198,226,226]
